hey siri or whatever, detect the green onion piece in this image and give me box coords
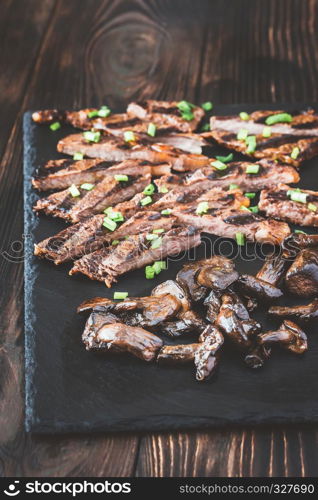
[239,112,250,121]
[114,174,129,182]
[87,110,98,118]
[98,106,111,118]
[124,131,136,142]
[265,113,292,125]
[287,188,301,195]
[161,208,172,215]
[177,100,194,113]
[229,183,239,190]
[103,206,113,215]
[83,130,101,143]
[50,122,61,131]
[236,232,245,246]
[211,160,228,170]
[291,146,300,160]
[249,206,259,213]
[80,183,94,191]
[294,229,306,234]
[202,101,213,111]
[143,183,155,195]
[246,164,259,174]
[181,111,194,121]
[153,228,164,234]
[245,135,257,154]
[146,233,158,241]
[237,129,248,140]
[215,153,233,163]
[262,126,272,138]
[108,211,124,222]
[151,236,162,249]
[140,196,152,206]
[289,191,307,204]
[73,152,84,160]
[103,217,117,231]
[196,201,209,215]
[245,192,256,199]
[201,123,210,132]
[112,240,120,246]
[159,185,169,194]
[113,292,128,300]
[240,205,250,211]
[145,266,155,279]
[69,184,81,197]
[147,123,157,137]
[152,261,163,275]
[308,203,317,212]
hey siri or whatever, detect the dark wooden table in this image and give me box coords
[1,0,318,477]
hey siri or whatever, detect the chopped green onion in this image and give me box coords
[146,233,158,241]
[287,188,301,194]
[98,106,111,118]
[229,183,239,190]
[103,217,117,231]
[83,130,101,143]
[202,101,213,111]
[196,201,209,215]
[159,185,169,194]
[249,206,259,213]
[177,100,194,113]
[211,160,228,170]
[181,112,194,121]
[215,153,233,163]
[124,131,136,142]
[112,240,120,246]
[291,147,300,160]
[140,196,152,206]
[145,266,155,279]
[295,229,306,234]
[103,206,113,215]
[240,205,250,211]
[289,190,307,204]
[73,152,84,160]
[265,113,292,125]
[113,292,128,300]
[239,112,250,121]
[143,183,155,195]
[161,208,172,215]
[245,135,257,154]
[147,123,157,137]
[151,236,162,249]
[69,184,81,197]
[50,122,61,131]
[114,174,129,182]
[245,192,256,199]
[80,183,94,191]
[152,261,166,274]
[236,232,245,246]
[262,126,272,138]
[153,228,164,234]
[308,203,317,212]
[237,129,248,140]
[87,110,99,118]
[201,123,210,132]
[246,164,260,174]
[108,211,124,222]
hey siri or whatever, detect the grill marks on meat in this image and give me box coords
[34,173,151,223]
[208,109,318,166]
[259,184,318,226]
[70,227,201,287]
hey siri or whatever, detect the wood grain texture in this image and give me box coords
[1,0,318,477]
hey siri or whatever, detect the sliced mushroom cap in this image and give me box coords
[244,343,271,369]
[196,256,239,291]
[151,279,191,311]
[258,320,308,354]
[203,289,222,323]
[269,298,318,322]
[285,248,318,297]
[256,253,291,286]
[157,343,201,363]
[195,325,224,381]
[237,274,283,302]
[176,261,208,302]
[159,309,207,337]
[282,232,318,259]
[82,311,120,349]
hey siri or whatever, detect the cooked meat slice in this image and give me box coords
[70,227,201,287]
[127,99,204,133]
[195,325,224,381]
[157,344,201,363]
[82,311,120,349]
[34,211,176,264]
[91,321,163,361]
[32,159,170,191]
[151,279,191,312]
[244,344,271,369]
[57,133,209,172]
[256,253,291,286]
[208,109,318,166]
[155,159,299,193]
[159,310,207,338]
[285,248,318,297]
[34,173,150,223]
[236,274,283,301]
[258,320,307,355]
[174,207,291,245]
[259,184,318,226]
[269,298,318,322]
[196,256,239,290]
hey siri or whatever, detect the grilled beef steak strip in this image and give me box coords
[127,100,204,133]
[33,159,170,191]
[34,211,176,264]
[70,227,201,287]
[154,159,299,193]
[269,298,318,322]
[174,207,291,245]
[259,184,318,226]
[57,133,209,172]
[34,173,150,223]
[258,320,307,355]
[285,248,318,297]
[208,109,318,166]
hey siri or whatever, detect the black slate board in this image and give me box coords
[24,104,318,434]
